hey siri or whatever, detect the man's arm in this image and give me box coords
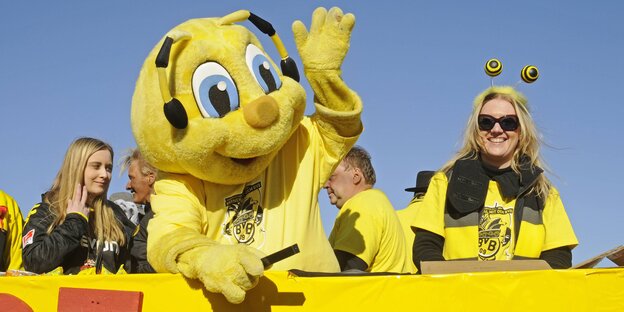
[334,249,367,271]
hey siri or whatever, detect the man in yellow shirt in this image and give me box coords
[325,147,413,273]
[396,170,434,273]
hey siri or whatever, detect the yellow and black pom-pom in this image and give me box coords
[521,65,539,83]
[485,59,503,77]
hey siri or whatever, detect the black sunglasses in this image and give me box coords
[478,114,519,131]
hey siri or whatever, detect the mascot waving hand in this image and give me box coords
[131,7,362,303]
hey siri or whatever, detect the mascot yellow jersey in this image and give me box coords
[131,7,362,304]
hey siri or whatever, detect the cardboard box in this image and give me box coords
[420,259,551,274]
[572,245,624,269]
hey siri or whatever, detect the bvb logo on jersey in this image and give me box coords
[478,203,513,260]
[224,182,264,245]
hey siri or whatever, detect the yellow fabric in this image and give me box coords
[2,269,624,311]
[0,189,24,271]
[410,172,578,260]
[329,189,414,273]
[516,187,579,256]
[396,197,422,273]
[148,117,360,274]
[410,173,448,238]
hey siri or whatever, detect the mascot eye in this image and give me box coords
[192,62,239,118]
[245,44,282,94]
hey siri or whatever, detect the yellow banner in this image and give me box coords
[1,269,624,311]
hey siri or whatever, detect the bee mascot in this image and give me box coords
[131,7,362,303]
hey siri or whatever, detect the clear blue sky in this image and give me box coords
[2,1,623,267]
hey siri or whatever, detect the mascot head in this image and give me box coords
[132,10,306,185]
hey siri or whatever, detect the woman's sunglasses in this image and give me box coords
[478,114,519,131]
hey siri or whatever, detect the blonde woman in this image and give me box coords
[410,86,578,272]
[22,137,135,274]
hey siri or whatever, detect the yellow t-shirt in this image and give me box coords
[0,189,24,271]
[477,183,516,261]
[410,172,578,261]
[396,197,421,272]
[329,189,414,273]
[148,115,360,272]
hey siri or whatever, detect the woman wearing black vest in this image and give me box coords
[409,86,577,272]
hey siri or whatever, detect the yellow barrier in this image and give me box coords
[2,269,624,311]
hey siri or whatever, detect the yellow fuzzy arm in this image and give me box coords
[147,174,264,304]
[293,7,362,136]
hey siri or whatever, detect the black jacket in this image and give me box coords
[130,204,156,273]
[22,200,136,274]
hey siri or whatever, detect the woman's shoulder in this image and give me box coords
[27,201,51,216]
[428,171,449,186]
[432,171,448,179]
[23,201,54,228]
[545,185,561,200]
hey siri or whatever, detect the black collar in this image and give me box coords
[447,155,542,214]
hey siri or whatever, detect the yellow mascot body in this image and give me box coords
[131,7,362,303]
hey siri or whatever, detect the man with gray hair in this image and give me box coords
[323,146,413,273]
[121,148,157,215]
[121,148,157,273]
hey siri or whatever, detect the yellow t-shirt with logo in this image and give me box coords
[148,115,360,273]
[0,189,24,271]
[478,185,516,261]
[410,172,578,261]
[329,189,414,273]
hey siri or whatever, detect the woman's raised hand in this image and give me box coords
[66,183,90,216]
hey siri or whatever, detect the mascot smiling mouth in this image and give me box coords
[231,157,257,166]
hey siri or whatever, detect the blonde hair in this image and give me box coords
[44,137,126,245]
[441,86,550,198]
